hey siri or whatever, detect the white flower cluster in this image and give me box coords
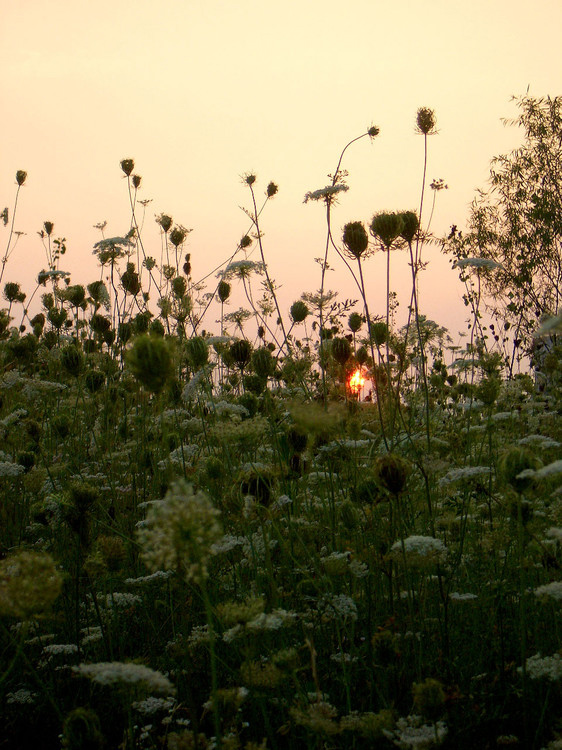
[439,466,492,487]
[212,400,250,419]
[535,582,562,601]
[449,592,478,602]
[319,593,358,623]
[6,689,37,704]
[0,461,25,478]
[518,459,562,481]
[453,257,501,270]
[73,661,175,694]
[137,480,222,584]
[124,570,174,585]
[383,714,448,748]
[221,259,265,280]
[391,536,447,563]
[523,653,562,681]
[518,434,561,449]
[303,184,349,203]
[132,695,176,715]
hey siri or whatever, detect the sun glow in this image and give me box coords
[348,368,366,395]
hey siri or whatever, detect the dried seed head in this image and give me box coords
[120,158,134,176]
[368,125,380,138]
[416,107,437,135]
[132,174,142,189]
[16,170,27,186]
[266,181,279,197]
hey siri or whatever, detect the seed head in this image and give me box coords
[132,174,142,189]
[398,211,419,244]
[416,107,437,135]
[370,212,404,250]
[290,300,309,323]
[343,221,369,260]
[156,213,173,233]
[16,170,27,186]
[120,158,134,176]
[217,280,231,303]
[368,125,380,138]
[266,181,279,197]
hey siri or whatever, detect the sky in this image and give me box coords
[1,0,561,342]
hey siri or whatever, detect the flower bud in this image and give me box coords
[290,300,309,323]
[217,280,231,303]
[370,212,404,249]
[399,211,419,244]
[343,221,369,259]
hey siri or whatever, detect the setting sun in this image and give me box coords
[348,368,366,395]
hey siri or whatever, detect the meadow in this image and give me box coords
[1,99,562,749]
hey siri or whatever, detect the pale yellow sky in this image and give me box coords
[1,0,561,339]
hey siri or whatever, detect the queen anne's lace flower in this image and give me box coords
[137,480,222,585]
[73,661,175,694]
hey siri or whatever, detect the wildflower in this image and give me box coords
[0,550,63,619]
[449,592,478,602]
[384,714,448,748]
[517,459,562,481]
[131,696,176,715]
[390,536,447,565]
[73,661,175,694]
[221,259,265,280]
[6,689,37,704]
[535,582,562,601]
[430,178,448,191]
[0,461,25,477]
[137,479,222,585]
[522,653,562,681]
[290,700,340,735]
[453,257,502,270]
[438,465,492,487]
[303,183,349,204]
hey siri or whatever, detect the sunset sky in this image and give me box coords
[2,0,561,340]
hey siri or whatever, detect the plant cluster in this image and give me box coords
[0,100,561,749]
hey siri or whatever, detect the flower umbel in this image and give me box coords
[137,480,222,585]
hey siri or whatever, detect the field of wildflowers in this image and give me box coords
[1,101,562,749]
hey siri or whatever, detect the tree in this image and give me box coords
[444,95,562,355]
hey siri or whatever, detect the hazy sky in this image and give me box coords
[2,0,561,339]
